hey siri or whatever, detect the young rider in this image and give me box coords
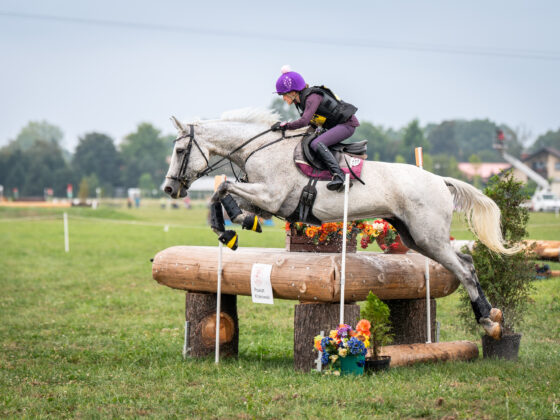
[271,65,359,192]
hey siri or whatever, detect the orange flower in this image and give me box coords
[285,222,291,232]
[305,227,318,238]
[356,319,371,335]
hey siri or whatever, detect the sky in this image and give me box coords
[1,1,559,152]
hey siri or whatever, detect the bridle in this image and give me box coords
[166,123,304,190]
[165,124,208,190]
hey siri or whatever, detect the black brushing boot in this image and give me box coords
[314,142,352,192]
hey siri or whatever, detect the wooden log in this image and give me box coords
[375,341,479,367]
[294,303,360,372]
[152,246,459,302]
[185,292,238,358]
[385,299,437,345]
[526,240,560,259]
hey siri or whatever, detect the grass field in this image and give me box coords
[1,201,559,419]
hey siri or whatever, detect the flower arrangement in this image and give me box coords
[358,219,400,252]
[313,321,370,374]
[286,219,402,252]
[286,221,359,245]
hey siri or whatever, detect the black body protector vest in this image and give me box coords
[295,86,358,130]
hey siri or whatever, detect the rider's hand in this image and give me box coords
[271,122,287,132]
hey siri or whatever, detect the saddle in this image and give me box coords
[294,133,368,180]
[286,133,368,226]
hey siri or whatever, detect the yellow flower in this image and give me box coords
[330,354,339,363]
[329,330,338,339]
[314,335,323,351]
[338,348,348,357]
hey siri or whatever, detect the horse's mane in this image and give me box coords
[220,108,279,126]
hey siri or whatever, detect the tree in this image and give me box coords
[119,123,170,189]
[269,97,299,121]
[431,154,462,178]
[73,133,121,188]
[349,122,400,162]
[78,178,90,202]
[425,121,459,157]
[7,121,64,151]
[530,128,560,152]
[469,154,482,189]
[138,172,156,196]
[16,140,73,196]
[401,119,429,164]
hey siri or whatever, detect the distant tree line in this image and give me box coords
[0,121,173,198]
[1,106,559,198]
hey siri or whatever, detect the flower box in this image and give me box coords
[285,227,357,253]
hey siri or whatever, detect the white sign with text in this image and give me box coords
[250,263,274,304]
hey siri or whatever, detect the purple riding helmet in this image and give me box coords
[275,65,306,94]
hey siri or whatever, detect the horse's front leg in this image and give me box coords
[209,185,272,250]
[211,189,265,234]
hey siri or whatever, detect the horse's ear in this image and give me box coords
[170,116,185,132]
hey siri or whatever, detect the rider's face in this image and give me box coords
[282,92,297,105]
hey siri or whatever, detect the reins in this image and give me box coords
[168,125,305,186]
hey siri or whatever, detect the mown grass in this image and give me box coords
[0,202,559,419]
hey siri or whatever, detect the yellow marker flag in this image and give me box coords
[214,175,226,192]
[415,147,423,169]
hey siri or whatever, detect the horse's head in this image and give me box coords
[163,116,210,198]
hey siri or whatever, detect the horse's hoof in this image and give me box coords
[489,308,503,324]
[219,230,238,250]
[242,215,262,233]
[485,320,502,340]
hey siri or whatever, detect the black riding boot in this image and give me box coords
[314,142,352,192]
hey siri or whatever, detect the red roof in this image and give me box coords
[457,163,510,180]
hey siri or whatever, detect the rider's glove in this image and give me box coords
[271,121,287,132]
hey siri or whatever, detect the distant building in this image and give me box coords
[505,147,560,196]
[457,162,510,182]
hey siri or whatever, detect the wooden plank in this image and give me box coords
[152,246,459,302]
[376,341,479,367]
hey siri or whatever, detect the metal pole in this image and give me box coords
[63,212,69,253]
[425,258,432,343]
[183,321,190,359]
[339,173,350,326]
[215,242,223,364]
[415,147,431,343]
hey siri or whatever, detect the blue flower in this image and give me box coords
[357,359,365,367]
[320,337,333,352]
[321,351,330,365]
[347,337,366,355]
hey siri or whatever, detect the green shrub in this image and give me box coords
[360,291,393,358]
[459,171,535,334]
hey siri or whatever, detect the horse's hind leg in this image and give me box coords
[389,217,502,339]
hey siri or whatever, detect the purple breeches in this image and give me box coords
[310,122,356,151]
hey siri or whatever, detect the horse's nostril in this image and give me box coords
[164,186,173,194]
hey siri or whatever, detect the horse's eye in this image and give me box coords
[176,148,185,154]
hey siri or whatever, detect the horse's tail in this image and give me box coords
[443,177,523,255]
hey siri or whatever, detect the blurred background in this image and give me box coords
[1,1,559,202]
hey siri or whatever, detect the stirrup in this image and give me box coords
[327,174,351,192]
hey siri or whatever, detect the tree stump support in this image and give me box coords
[385,298,437,345]
[185,292,239,358]
[293,302,360,372]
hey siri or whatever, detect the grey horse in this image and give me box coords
[163,108,520,339]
